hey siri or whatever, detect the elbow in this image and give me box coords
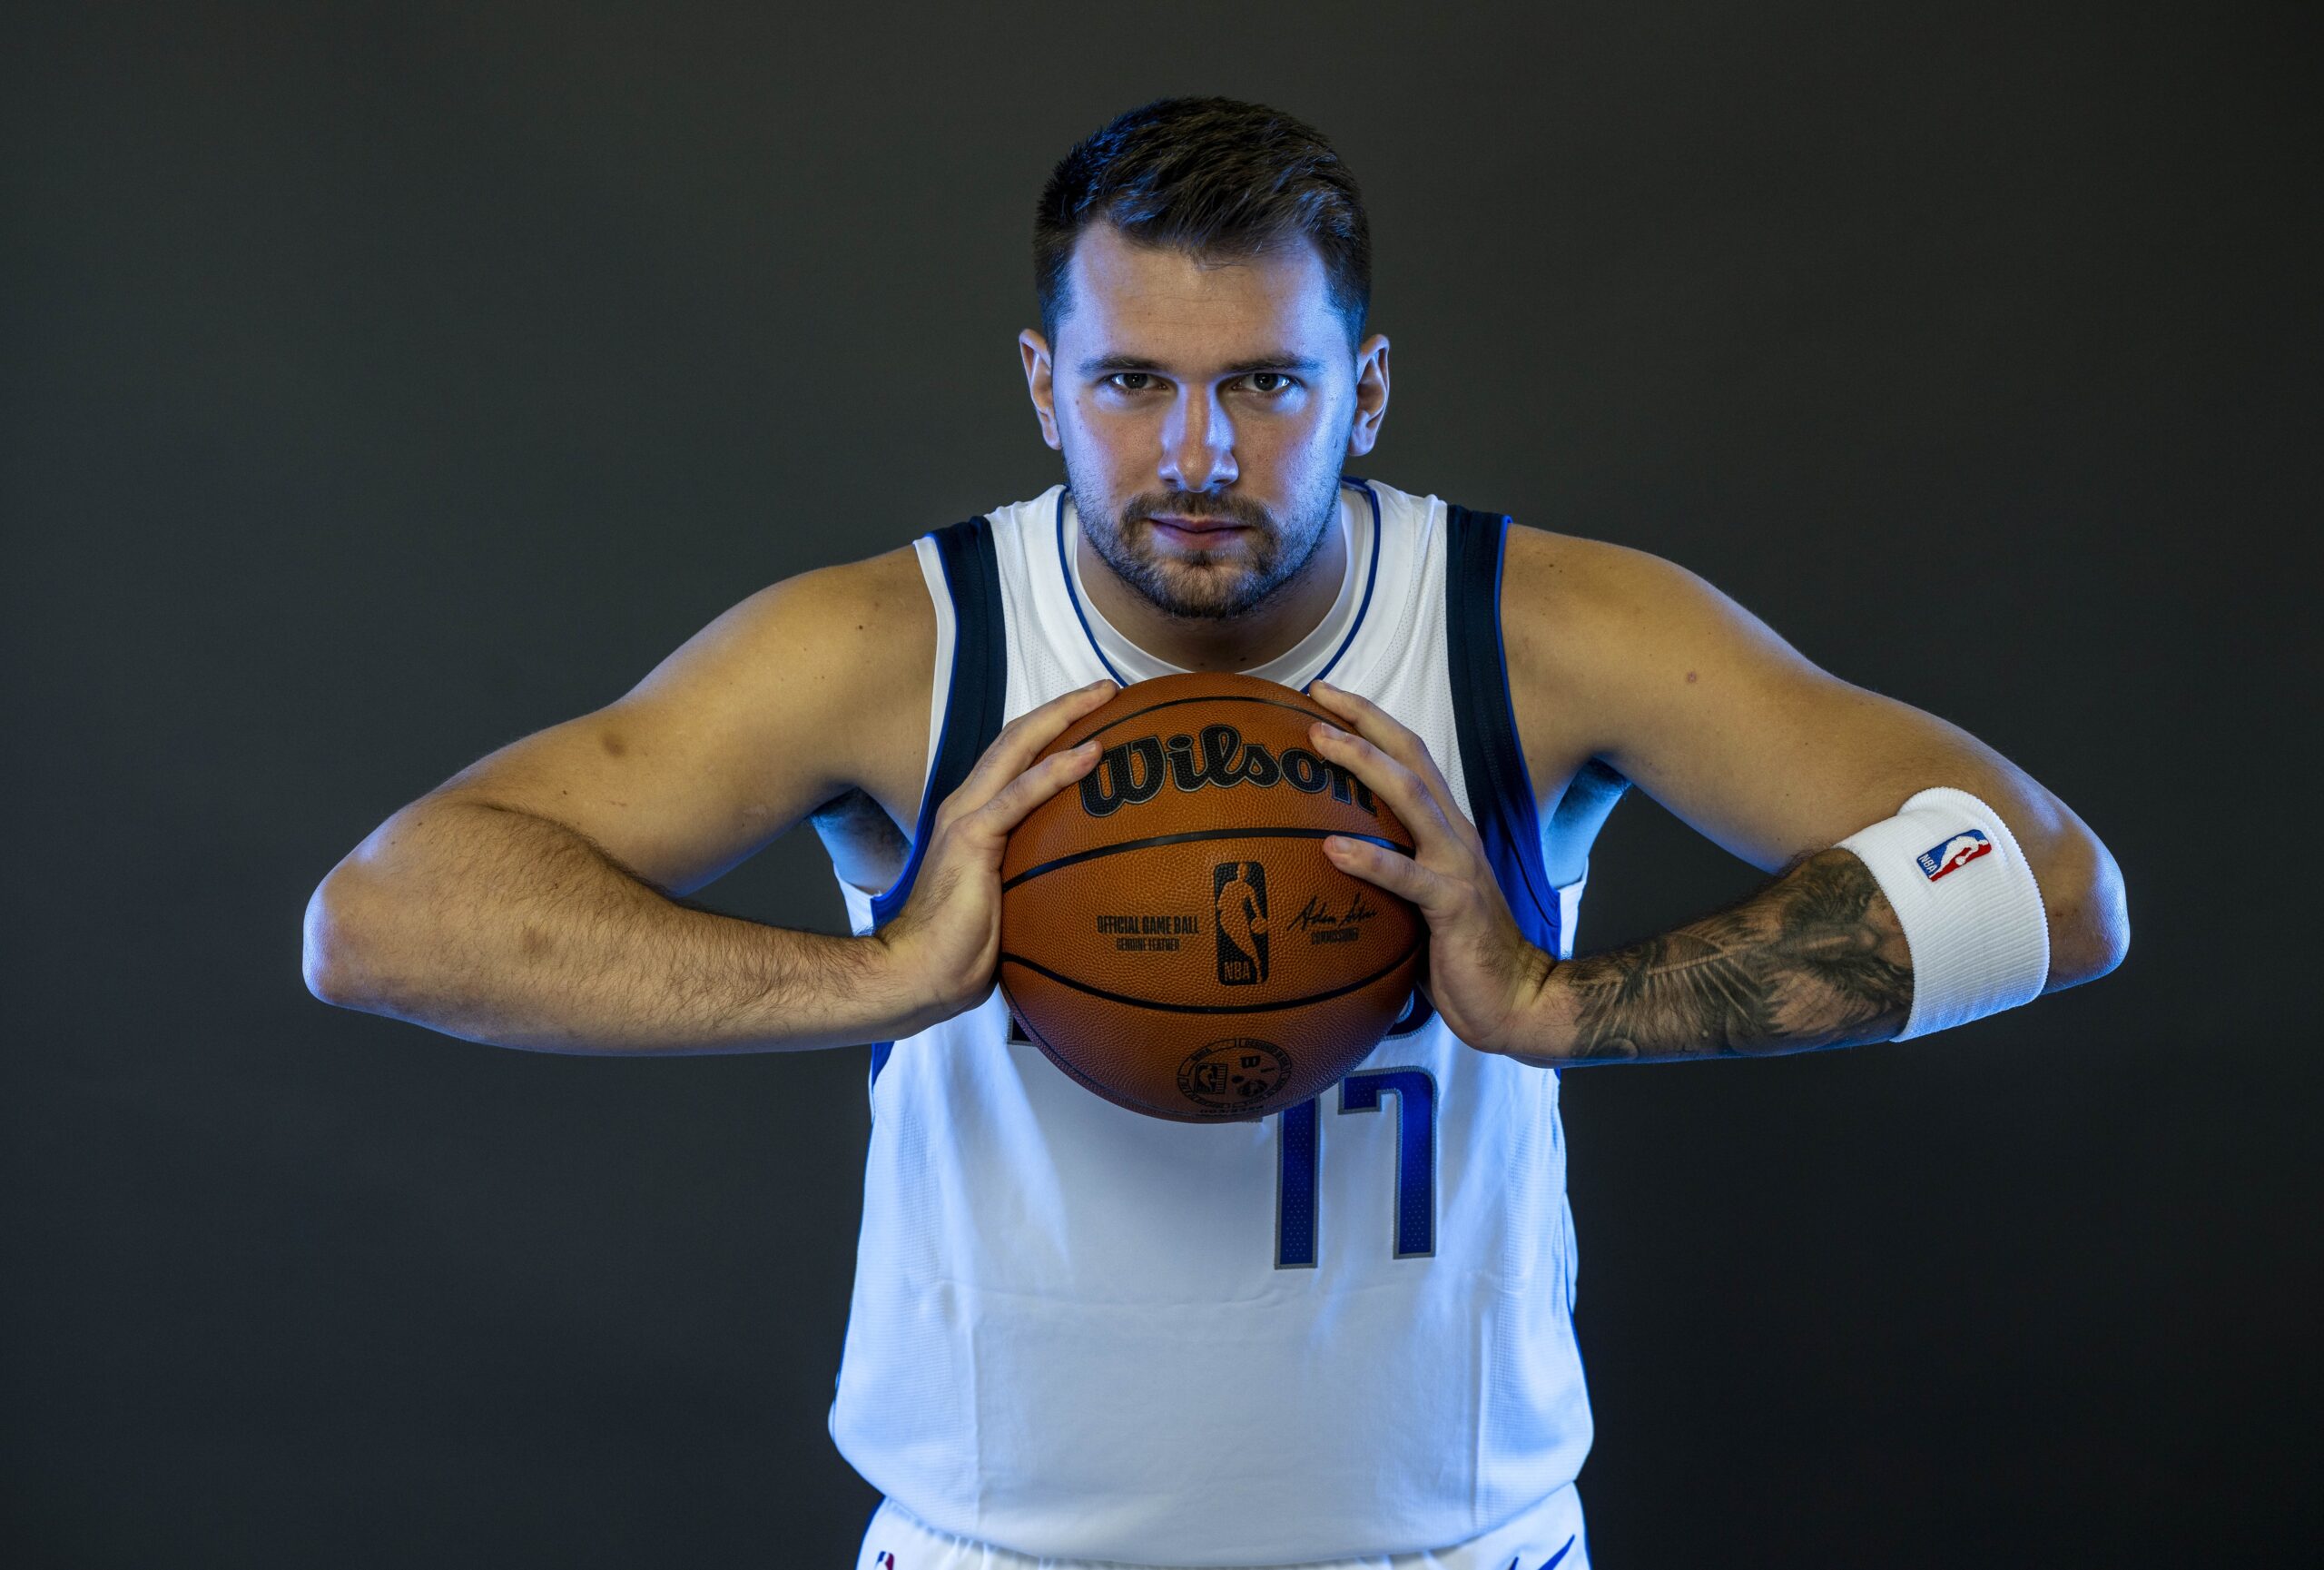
[301,865,381,1008]
[2042,832,2131,992]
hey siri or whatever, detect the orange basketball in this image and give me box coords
[999,672,1423,1122]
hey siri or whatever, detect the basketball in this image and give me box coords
[998,672,1423,1121]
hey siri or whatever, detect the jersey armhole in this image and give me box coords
[865,516,1009,1091]
[832,541,952,939]
[868,517,1009,929]
[1445,505,1565,962]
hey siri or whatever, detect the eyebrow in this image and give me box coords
[1078,351,1325,378]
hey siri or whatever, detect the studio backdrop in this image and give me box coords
[4,4,2313,1566]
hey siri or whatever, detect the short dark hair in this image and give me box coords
[1033,96,1371,348]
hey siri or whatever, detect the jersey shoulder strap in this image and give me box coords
[863,515,1008,1090]
[870,514,1009,929]
[1443,504,1562,960]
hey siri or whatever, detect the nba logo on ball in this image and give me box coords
[1213,860,1270,984]
[1916,828,1994,881]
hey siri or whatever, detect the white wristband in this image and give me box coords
[1833,786,2050,1040]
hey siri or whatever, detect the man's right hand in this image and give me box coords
[870,679,1118,1034]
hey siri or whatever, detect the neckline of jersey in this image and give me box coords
[1055,479,1383,690]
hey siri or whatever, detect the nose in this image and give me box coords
[1158,384,1238,491]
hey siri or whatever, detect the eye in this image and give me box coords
[1241,371,1296,395]
[1106,371,1157,392]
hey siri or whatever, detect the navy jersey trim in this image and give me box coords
[1308,477,1383,687]
[866,517,1009,1089]
[1445,506,1562,960]
[1055,490,1127,685]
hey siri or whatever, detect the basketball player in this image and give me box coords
[303,98,2129,1568]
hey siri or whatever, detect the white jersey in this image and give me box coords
[828,479,1604,1566]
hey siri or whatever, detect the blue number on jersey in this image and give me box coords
[1275,1095,1322,1269]
[1275,1068,1439,1268]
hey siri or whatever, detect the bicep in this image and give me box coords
[1516,532,2083,874]
[1620,667,2064,874]
[425,554,933,897]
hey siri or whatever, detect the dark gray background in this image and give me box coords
[5,3,2315,1565]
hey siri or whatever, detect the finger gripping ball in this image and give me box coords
[999,673,1423,1121]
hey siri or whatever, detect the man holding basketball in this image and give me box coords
[305,97,2128,1569]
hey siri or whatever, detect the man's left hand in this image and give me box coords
[1305,679,1552,1059]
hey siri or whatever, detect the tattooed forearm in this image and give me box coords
[1545,849,1914,1063]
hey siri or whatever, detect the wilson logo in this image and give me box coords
[1078,722,1376,817]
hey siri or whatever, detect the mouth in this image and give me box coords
[1145,514,1253,548]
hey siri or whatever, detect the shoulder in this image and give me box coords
[1497,522,1821,766]
[1503,521,1807,673]
[662,545,933,711]
[731,544,934,666]
[631,543,937,813]
[1500,522,1747,635]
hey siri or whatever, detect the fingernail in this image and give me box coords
[1314,721,1344,739]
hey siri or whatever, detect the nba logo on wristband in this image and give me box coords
[1916,829,1994,882]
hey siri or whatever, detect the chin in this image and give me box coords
[1139,560,1279,621]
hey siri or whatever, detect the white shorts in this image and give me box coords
[853,1483,1589,1570]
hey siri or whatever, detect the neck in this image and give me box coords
[1074,496,1349,674]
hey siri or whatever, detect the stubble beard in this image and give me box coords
[1068,460,1343,622]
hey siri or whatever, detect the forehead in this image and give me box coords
[1057,222,1342,364]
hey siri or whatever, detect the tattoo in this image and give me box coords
[1558,849,1914,1062]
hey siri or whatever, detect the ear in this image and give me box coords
[1019,329,1061,450]
[1345,332,1391,459]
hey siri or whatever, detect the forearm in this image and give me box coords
[1531,848,1915,1063]
[303,797,925,1055]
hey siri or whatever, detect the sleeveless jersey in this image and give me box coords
[827,479,1600,1565]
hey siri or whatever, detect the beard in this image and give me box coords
[1067,460,1344,622]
